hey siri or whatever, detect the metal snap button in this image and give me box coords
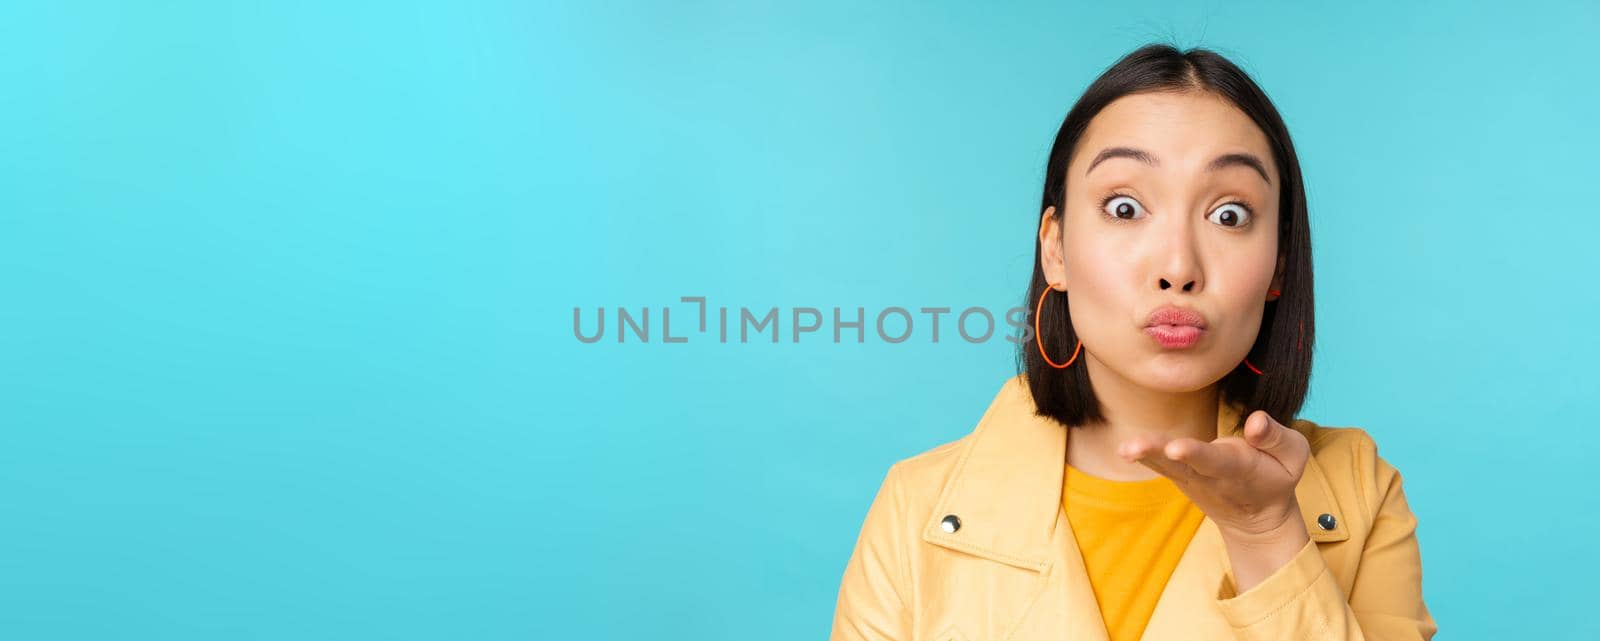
[1317,513,1337,531]
[940,514,961,533]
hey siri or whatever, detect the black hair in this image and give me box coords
[1019,44,1314,432]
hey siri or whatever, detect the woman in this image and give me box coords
[830,45,1436,641]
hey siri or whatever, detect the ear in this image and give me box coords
[1038,206,1068,288]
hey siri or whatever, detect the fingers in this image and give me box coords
[1116,433,1161,461]
[1242,410,1310,474]
[1121,434,1237,478]
[1162,437,1237,478]
[1118,434,1200,483]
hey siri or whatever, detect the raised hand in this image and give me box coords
[1116,409,1313,592]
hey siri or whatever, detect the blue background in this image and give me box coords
[2,1,1594,638]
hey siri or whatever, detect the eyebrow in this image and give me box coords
[1084,146,1272,185]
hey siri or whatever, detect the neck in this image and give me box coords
[1065,350,1220,481]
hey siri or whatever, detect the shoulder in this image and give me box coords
[876,375,1028,507]
[1292,417,1409,515]
[880,433,970,510]
[876,372,1036,495]
[1296,417,1378,465]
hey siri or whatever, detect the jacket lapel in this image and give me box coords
[922,376,1350,640]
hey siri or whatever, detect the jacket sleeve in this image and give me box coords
[1213,438,1438,641]
[830,462,913,641]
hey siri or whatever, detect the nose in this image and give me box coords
[1154,214,1202,294]
[1160,276,1197,292]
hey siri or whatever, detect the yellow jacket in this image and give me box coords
[830,375,1436,641]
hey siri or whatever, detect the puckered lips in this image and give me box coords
[1144,305,1207,349]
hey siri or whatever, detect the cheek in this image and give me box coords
[1061,212,1133,283]
[1213,248,1277,345]
[1064,246,1128,296]
[1226,250,1276,295]
[1061,233,1137,328]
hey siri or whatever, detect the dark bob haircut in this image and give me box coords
[1018,44,1314,433]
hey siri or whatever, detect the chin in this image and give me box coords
[1135,356,1223,392]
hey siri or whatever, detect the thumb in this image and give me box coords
[1243,410,1307,469]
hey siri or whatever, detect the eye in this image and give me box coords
[1101,195,1146,222]
[1208,202,1252,228]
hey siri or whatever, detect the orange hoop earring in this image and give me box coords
[1035,283,1082,369]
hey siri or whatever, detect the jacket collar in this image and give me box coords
[922,375,1347,571]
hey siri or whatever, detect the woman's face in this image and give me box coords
[1039,90,1285,393]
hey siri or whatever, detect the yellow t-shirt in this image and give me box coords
[1063,463,1206,641]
